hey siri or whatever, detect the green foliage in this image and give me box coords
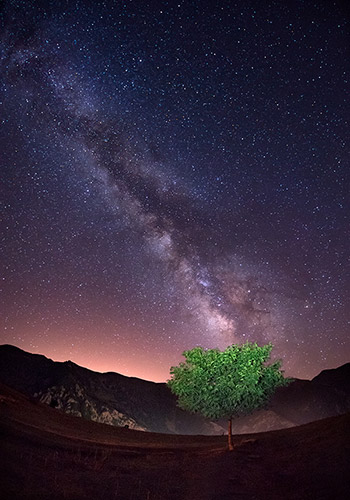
[167,343,291,420]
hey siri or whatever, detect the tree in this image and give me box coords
[167,342,291,450]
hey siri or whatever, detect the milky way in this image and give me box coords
[1,0,349,381]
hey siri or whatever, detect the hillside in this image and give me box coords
[1,382,349,500]
[0,344,350,435]
[230,362,350,434]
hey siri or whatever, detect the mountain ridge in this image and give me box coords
[0,344,221,434]
[0,344,349,435]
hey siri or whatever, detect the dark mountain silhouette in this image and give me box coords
[1,381,349,500]
[0,344,349,434]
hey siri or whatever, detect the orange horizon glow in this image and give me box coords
[5,340,178,383]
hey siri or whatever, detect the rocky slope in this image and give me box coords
[0,344,349,434]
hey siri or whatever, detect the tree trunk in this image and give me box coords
[228,418,233,451]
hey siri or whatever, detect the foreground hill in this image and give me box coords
[0,344,350,434]
[0,382,349,500]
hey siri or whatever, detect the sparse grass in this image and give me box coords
[1,383,349,500]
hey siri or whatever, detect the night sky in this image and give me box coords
[1,0,349,382]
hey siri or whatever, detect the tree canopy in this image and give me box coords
[167,342,290,448]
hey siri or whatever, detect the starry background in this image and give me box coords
[1,0,349,382]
